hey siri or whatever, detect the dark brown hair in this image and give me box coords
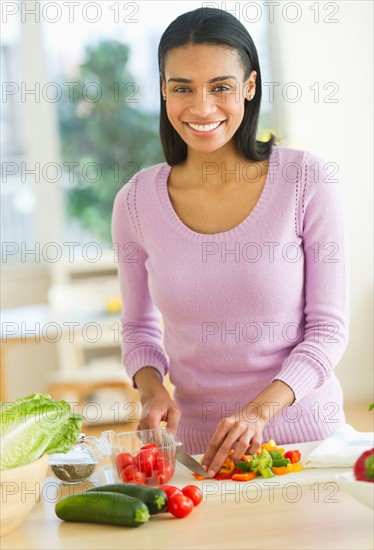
[158,7,276,165]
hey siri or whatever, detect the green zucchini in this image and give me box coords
[88,483,167,515]
[55,491,150,527]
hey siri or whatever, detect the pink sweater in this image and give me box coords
[112,146,349,453]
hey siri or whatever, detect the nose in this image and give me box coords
[187,91,218,118]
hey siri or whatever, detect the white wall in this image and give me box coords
[268,1,373,400]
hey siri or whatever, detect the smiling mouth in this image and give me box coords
[185,121,224,133]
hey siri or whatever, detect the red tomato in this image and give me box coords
[181,485,202,506]
[168,494,194,518]
[155,461,174,484]
[158,485,183,500]
[115,452,134,474]
[140,444,157,450]
[135,451,156,477]
[158,485,182,512]
[121,464,146,484]
[140,445,164,466]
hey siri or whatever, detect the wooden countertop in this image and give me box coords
[1,444,373,550]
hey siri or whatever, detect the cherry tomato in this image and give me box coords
[115,452,134,474]
[157,485,183,512]
[168,494,194,518]
[181,485,202,506]
[121,464,146,484]
[158,485,183,500]
[135,451,156,477]
[155,460,174,484]
[140,445,164,466]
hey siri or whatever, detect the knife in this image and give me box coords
[176,447,211,477]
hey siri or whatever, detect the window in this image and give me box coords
[1,1,275,259]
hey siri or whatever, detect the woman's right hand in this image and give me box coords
[138,387,181,434]
[134,367,181,434]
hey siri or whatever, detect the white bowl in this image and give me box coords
[335,472,374,509]
[0,455,49,537]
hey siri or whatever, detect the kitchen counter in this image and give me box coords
[1,443,373,550]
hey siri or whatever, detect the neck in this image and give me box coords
[181,142,265,189]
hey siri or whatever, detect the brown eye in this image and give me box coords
[212,85,231,92]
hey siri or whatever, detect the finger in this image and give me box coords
[201,425,229,470]
[165,406,181,434]
[247,433,263,455]
[230,435,252,463]
[146,410,164,431]
[137,418,149,431]
[205,425,245,476]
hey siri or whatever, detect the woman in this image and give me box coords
[112,7,349,477]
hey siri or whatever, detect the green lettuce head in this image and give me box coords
[0,393,83,470]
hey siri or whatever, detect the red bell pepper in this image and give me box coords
[283,450,301,463]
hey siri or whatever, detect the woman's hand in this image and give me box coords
[201,403,268,477]
[137,387,181,434]
[201,380,295,477]
[134,366,181,434]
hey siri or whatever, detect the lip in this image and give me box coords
[184,120,225,136]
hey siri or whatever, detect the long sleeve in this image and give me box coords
[111,171,169,386]
[273,153,350,401]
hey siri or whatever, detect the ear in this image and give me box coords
[160,73,167,98]
[245,70,257,101]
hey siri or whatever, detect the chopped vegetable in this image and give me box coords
[271,466,289,475]
[194,441,303,482]
[231,472,258,481]
[261,439,277,451]
[287,463,304,473]
[284,450,302,464]
[234,461,253,473]
[269,450,291,468]
[218,457,235,474]
[213,473,233,480]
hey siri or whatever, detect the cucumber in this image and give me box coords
[55,491,150,527]
[88,483,167,515]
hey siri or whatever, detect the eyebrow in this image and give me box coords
[167,75,238,84]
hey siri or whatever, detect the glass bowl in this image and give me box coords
[49,434,111,484]
[101,428,182,487]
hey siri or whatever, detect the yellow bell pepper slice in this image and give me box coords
[218,457,235,474]
[286,462,304,472]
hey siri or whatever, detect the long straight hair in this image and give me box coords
[158,7,276,166]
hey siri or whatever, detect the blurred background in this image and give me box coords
[1,1,373,431]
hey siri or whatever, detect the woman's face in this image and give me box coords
[161,43,256,156]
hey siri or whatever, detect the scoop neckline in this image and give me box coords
[156,146,279,243]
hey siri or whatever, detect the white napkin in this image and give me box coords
[303,424,374,468]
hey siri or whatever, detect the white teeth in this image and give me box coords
[187,121,222,132]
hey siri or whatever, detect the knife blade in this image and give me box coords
[176,447,211,477]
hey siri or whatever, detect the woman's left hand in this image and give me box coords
[201,404,268,478]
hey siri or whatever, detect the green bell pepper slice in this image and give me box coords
[269,450,291,468]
